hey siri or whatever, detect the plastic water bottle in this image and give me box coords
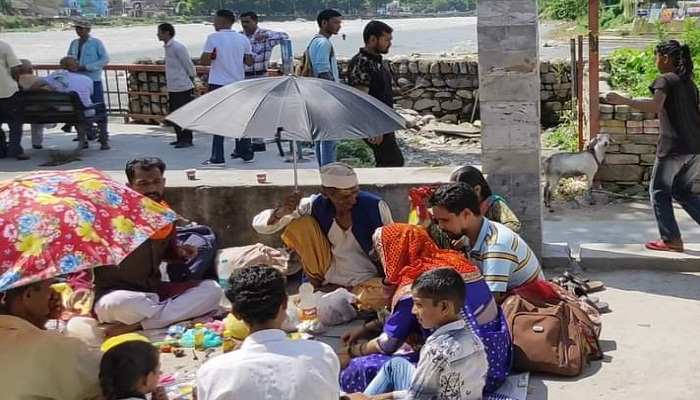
[298,281,318,321]
[193,323,205,351]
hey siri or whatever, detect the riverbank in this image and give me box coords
[0,13,474,32]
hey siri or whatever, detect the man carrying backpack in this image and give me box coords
[303,9,342,168]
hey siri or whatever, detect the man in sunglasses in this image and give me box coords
[253,162,392,311]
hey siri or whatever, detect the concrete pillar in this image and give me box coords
[477,0,543,256]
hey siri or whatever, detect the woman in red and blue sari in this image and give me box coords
[340,223,512,395]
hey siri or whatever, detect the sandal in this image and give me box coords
[579,296,609,313]
[564,271,605,293]
[645,239,683,253]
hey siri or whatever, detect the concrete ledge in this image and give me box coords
[580,243,700,272]
[164,167,454,248]
[541,242,571,269]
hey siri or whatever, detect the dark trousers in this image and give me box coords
[0,92,24,157]
[91,81,108,143]
[650,154,700,240]
[169,89,194,144]
[207,83,252,163]
[365,132,404,167]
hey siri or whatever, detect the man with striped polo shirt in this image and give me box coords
[429,183,544,303]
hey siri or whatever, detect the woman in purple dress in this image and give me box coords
[339,223,511,395]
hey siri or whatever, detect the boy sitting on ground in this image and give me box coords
[361,268,488,400]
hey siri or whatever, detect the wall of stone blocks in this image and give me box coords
[597,103,696,193]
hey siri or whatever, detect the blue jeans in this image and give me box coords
[92,81,108,142]
[207,83,253,163]
[315,140,337,168]
[650,154,700,240]
[364,357,415,396]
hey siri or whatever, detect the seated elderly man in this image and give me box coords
[31,56,108,150]
[94,157,221,337]
[0,279,102,399]
[253,162,393,310]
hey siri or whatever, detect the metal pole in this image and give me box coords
[292,139,299,191]
[577,35,584,151]
[589,0,600,140]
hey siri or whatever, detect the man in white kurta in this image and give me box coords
[252,162,392,310]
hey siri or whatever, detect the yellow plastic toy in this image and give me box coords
[223,313,250,340]
[100,333,150,352]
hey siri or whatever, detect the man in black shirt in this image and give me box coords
[347,21,405,167]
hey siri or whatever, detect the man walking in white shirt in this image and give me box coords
[196,264,341,400]
[199,9,254,167]
[158,22,197,149]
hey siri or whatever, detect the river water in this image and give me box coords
[1,17,575,63]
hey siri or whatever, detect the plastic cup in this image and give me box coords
[185,169,197,180]
[256,171,268,184]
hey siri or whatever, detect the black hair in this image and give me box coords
[157,23,175,38]
[99,341,160,400]
[429,183,481,216]
[226,264,287,325]
[216,9,236,24]
[451,165,493,199]
[412,268,466,311]
[240,11,258,21]
[125,157,166,184]
[363,20,393,44]
[317,9,342,28]
[656,40,694,80]
[0,282,42,314]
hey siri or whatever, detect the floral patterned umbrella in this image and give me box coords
[0,168,179,291]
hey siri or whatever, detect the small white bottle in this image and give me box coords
[298,281,318,321]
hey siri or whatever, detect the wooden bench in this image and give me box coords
[19,91,105,125]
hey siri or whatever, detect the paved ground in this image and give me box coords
[6,119,700,398]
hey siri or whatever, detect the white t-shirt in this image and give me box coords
[196,329,340,400]
[0,40,20,99]
[203,29,252,86]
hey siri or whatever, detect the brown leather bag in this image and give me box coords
[502,294,590,377]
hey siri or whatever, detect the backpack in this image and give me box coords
[502,294,600,377]
[166,225,218,283]
[296,35,331,77]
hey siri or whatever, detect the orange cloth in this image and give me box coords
[376,223,481,305]
[150,200,174,240]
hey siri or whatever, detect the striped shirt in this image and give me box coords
[241,28,289,74]
[468,218,544,293]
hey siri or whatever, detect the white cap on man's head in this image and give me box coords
[320,162,358,189]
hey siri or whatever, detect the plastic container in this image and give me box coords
[223,313,250,340]
[193,323,205,351]
[222,330,236,353]
[298,282,318,321]
[65,316,104,348]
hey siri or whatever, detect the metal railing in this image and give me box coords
[31,64,212,121]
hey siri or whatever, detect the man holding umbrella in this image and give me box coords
[0,279,102,399]
[252,162,392,311]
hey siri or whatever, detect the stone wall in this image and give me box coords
[132,57,572,126]
[597,104,659,192]
[336,58,571,127]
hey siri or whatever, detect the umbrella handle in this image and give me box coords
[292,139,298,191]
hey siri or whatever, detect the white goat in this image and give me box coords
[543,133,613,211]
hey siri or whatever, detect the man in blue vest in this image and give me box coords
[253,162,392,310]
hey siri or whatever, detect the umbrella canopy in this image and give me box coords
[165,75,407,142]
[0,168,179,291]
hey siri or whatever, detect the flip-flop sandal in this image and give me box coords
[645,239,683,253]
[564,271,605,293]
[579,296,608,313]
